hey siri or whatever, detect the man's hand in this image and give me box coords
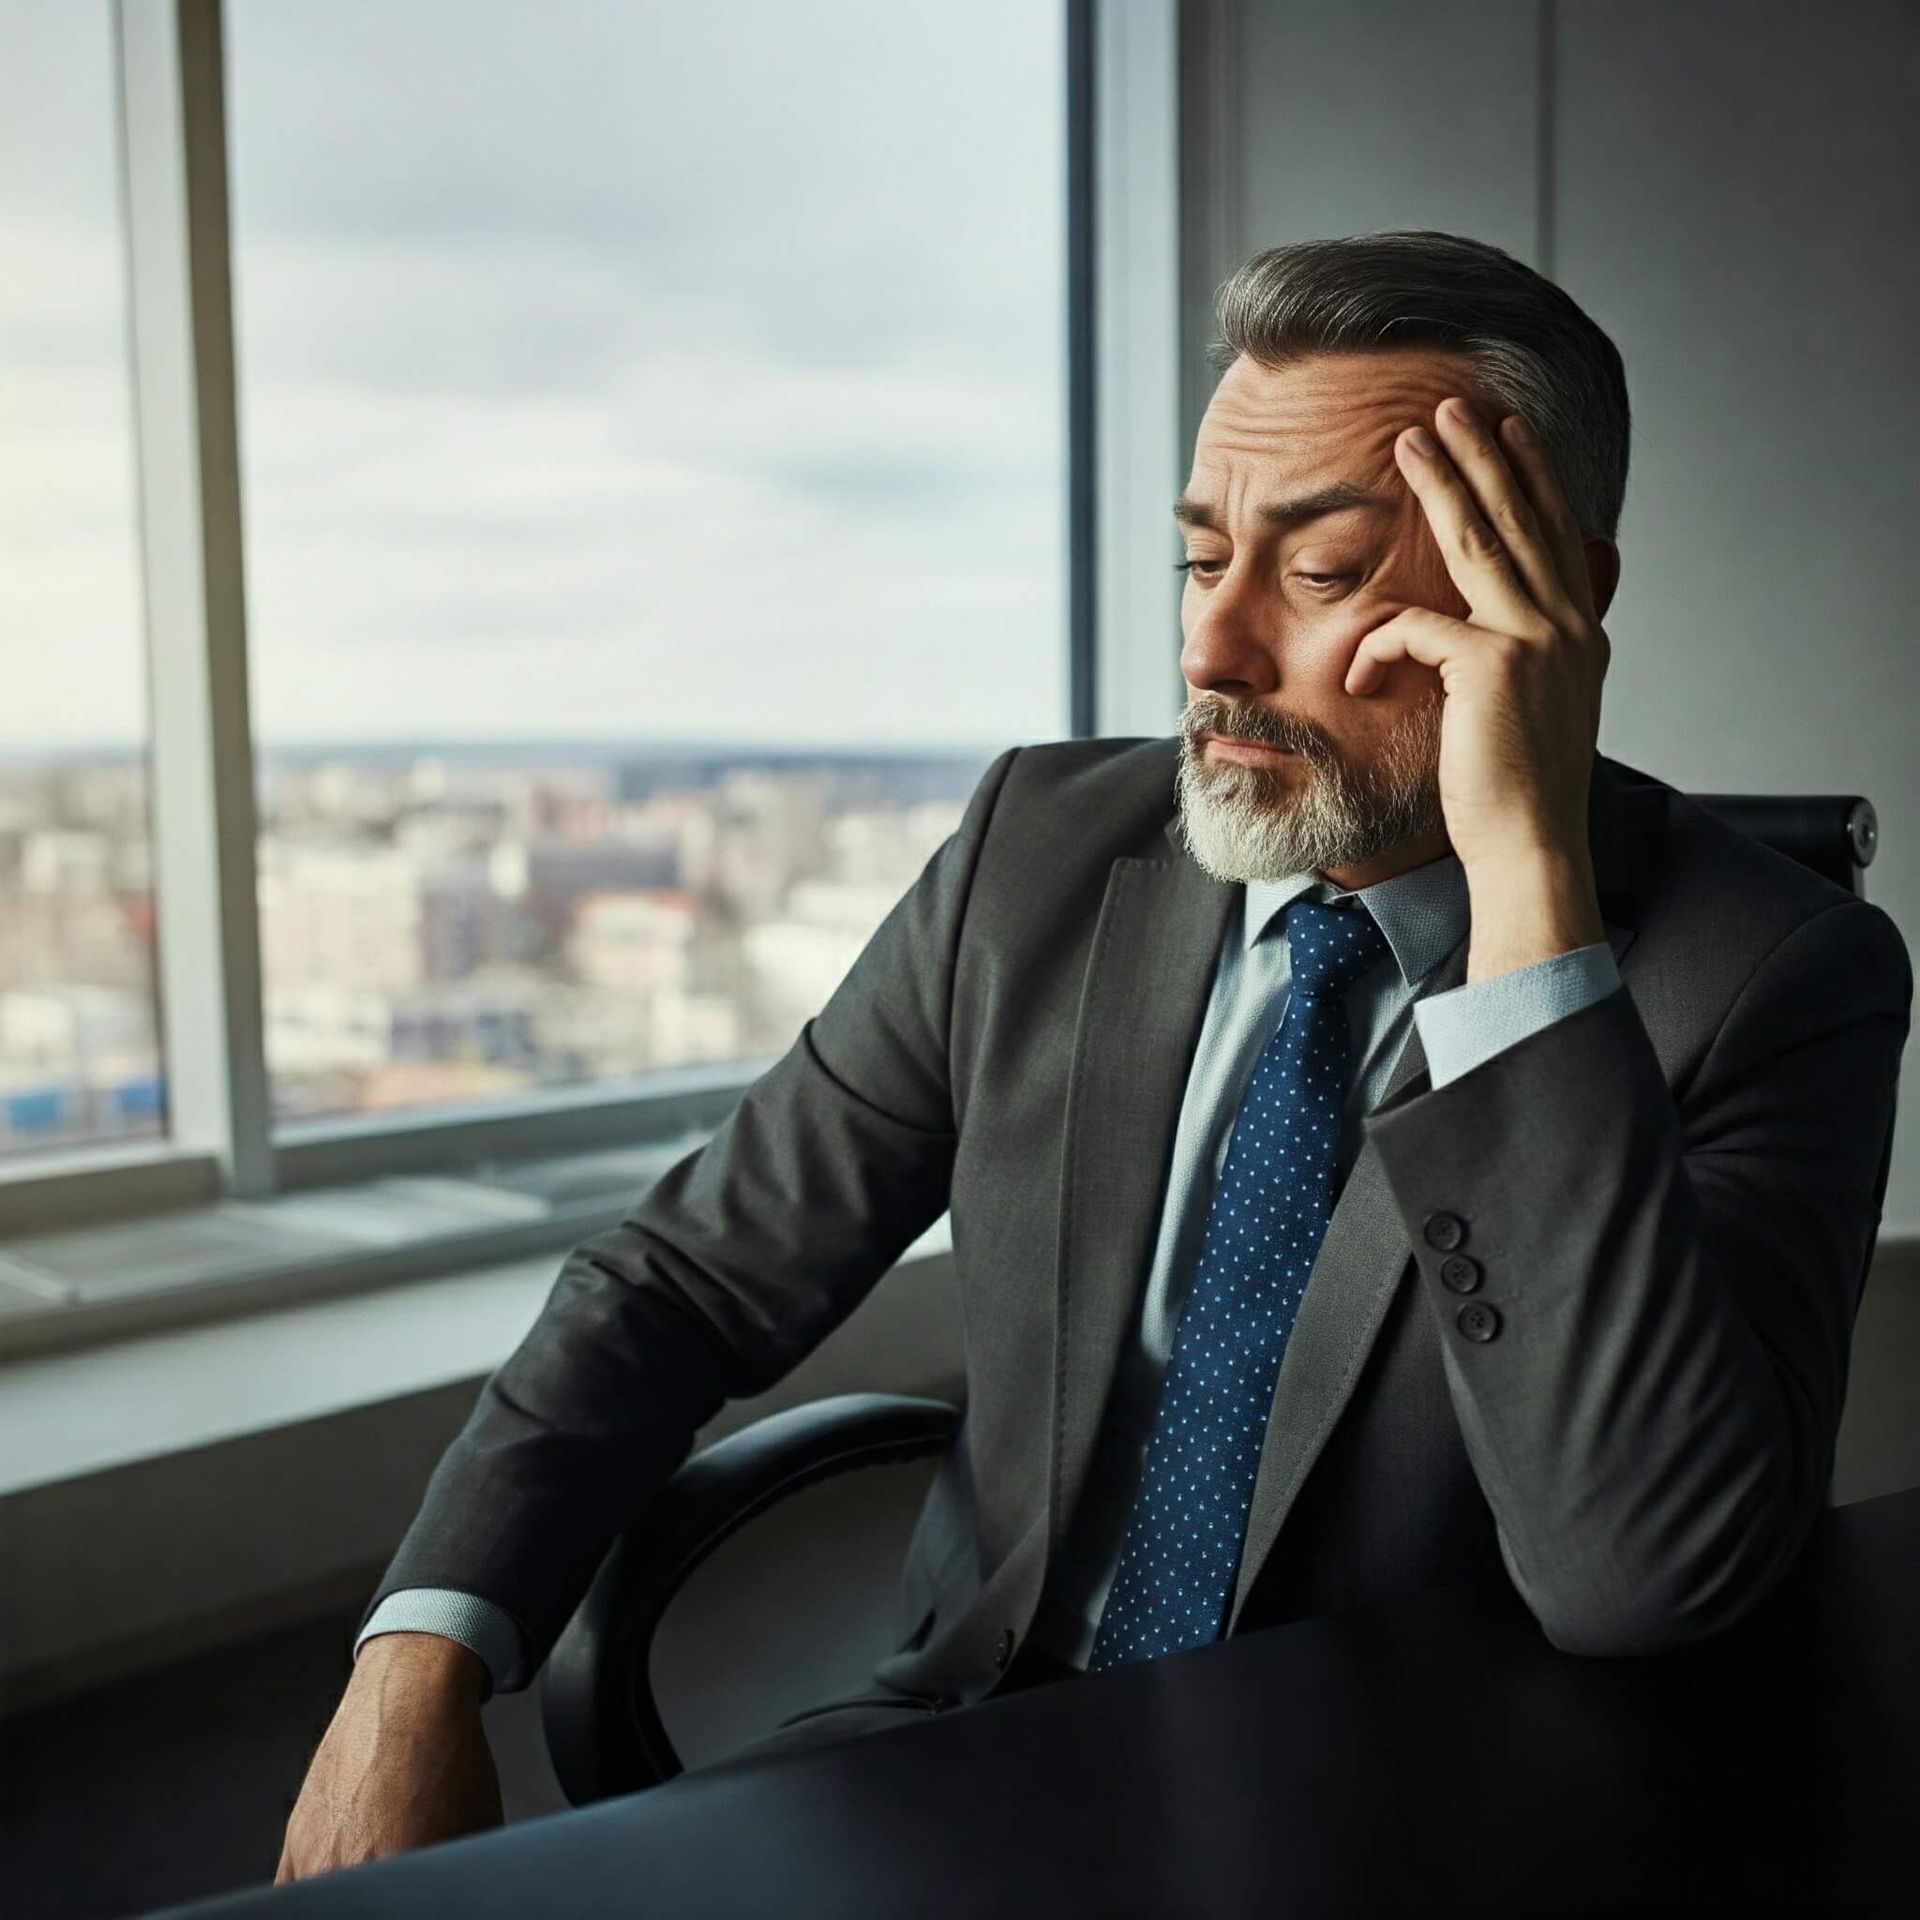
[1344,396,1612,981]
[276,1633,503,1884]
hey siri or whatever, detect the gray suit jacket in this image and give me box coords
[361,737,1911,1710]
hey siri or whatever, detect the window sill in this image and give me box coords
[0,1125,737,1363]
[0,1209,953,1502]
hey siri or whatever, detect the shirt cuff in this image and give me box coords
[354,1588,529,1699]
[1412,941,1622,1090]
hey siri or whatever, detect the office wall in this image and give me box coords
[1178,0,1919,1233]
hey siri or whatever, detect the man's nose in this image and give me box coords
[1178,570,1283,697]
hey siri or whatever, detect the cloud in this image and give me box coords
[2,0,1070,751]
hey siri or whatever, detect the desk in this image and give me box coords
[159,1485,1920,1917]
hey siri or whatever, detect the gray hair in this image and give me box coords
[1208,230,1631,540]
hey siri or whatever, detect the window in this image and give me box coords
[0,1,164,1158]
[0,0,1158,1331]
[224,0,1067,1128]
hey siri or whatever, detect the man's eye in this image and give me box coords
[1173,559,1355,589]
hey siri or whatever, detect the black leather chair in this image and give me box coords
[539,789,1882,1805]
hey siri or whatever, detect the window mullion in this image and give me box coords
[115,0,273,1199]
[1092,0,1183,738]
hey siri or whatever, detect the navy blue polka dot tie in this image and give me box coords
[1087,896,1391,1672]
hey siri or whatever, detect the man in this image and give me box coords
[280,230,1911,1878]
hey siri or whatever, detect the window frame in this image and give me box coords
[0,0,1181,1254]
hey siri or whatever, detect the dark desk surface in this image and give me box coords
[161,1485,1920,1918]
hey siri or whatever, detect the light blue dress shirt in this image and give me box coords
[356,850,1620,1693]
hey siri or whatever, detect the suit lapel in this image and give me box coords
[1042,746,1649,1627]
[1048,846,1236,1560]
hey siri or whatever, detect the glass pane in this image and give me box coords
[0,1,165,1158]
[228,0,1065,1128]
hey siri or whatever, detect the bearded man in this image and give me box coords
[281,230,1911,1879]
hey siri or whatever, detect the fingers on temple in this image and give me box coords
[1398,424,1539,631]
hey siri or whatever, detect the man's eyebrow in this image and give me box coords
[1171,481,1392,531]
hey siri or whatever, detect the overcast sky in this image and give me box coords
[0,0,1066,752]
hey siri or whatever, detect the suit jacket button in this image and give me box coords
[1439,1253,1481,1293]
[1423,1211,1467,1251]
[994,1628,1015,1669]
[1456,1301,1501,1342]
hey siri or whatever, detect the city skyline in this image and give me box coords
[2,734,991,1150]
[0,731,1041,768]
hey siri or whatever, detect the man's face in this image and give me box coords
[1174,346,1481,883]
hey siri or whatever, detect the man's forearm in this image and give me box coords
[355,1590,527,1699]
[1462,845,1607,984]
[351,1629,491,1712]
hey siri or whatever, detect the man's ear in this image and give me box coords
[1583,536,1621,619]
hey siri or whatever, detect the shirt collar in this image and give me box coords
[1242,850,1469,990]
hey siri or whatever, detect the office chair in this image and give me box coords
[540,789,1882,1805]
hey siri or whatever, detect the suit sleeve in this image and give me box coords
[1363,896,1912,1656]
[356,745,1020,1676]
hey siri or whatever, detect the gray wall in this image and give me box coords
[1179,0,1920,1232]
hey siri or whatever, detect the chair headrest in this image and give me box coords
[1685,793,1877,896]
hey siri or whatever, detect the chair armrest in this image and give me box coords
[540,1390,961,1803]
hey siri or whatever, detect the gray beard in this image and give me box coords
[1173,691,1447,883]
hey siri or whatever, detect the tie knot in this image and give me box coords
[1284,896,1390,998]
